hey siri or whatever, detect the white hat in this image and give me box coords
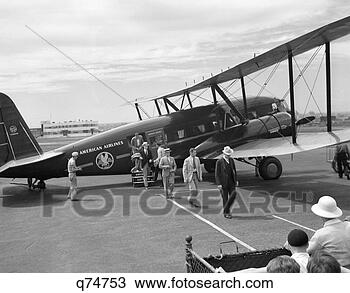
[164,148,171,152]
[222,146,234,156]
[72,151,79,157]
[311,196,343,218]
[142,142,148,146]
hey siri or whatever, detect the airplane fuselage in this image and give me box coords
[0,96,290,180]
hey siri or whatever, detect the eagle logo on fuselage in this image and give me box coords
[95,152,114,170]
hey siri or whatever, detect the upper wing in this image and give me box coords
[200,129,350,159]
[136,16,350,103]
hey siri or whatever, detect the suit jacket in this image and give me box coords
[140,147,153,168]
[307,219,350,266]
[335,144,350,160]
[215,157,237,189]
[159,156,177,177]
[183,155,202,182]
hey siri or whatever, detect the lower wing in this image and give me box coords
[201,129,350,159]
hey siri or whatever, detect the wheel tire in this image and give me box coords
[27,178,33,189]
[204,160,216,173]
[258,156,282,180]
[37,181,46,190]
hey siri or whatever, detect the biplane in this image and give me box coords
[1,16,350,189]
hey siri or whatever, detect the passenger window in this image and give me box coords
[177,129,185,139]
[192,124,206,135]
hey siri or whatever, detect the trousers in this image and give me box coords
[188,173,199,200]
[220,186,237,214]
[68,173,78,199]
[163,172,175,197]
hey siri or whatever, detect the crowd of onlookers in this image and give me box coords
[227,195,350,273]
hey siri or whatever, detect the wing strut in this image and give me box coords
[211,86,218,105]
[154,99,162,116]
[213,84,245,123]
[325,42,332,132]
[164,98,179,113]
[186,92,193,108]
[288,50,297,144]
[180,93,186,109]
[240,77,248,118]
[135,103,142,120]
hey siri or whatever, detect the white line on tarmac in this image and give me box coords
[169,188,219,194]
[158,194,256,251]
[272,215,316,232]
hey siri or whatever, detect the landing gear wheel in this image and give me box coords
[37,180,46,190]
[258,156,282,180]
[27,178,33,189]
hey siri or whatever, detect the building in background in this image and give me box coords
[41,120,99,137]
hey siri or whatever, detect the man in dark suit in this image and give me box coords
[215,146,238,219]
[140,142,153,190]
[334,143,350,178]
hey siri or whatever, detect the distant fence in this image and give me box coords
[185,235,291,273]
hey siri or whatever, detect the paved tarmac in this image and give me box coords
[0,147,349,272]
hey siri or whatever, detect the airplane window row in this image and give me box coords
[165,120,219,142]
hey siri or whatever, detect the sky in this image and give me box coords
[0,0,350,127]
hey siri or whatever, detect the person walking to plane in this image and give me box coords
[130,132,144,172]
[159,148,177,198]
[67,152,82,200]
[153,142,165,185]
[183,148,202,207]
[334,143,350,178]
[215,146,238,219]
[140,142,153,190]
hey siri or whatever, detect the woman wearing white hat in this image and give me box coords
[307,195,350,269]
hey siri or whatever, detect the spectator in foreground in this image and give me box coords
[307,195,350,269]
[284,229,310,273]
[236,229,309,273]
[266,255,300,273]
[307,250,341,273]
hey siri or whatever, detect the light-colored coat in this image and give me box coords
[307,218,350,266]
[159,155,177,177]
[183,155,202,183]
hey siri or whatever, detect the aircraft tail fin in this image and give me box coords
[0,92,43,167]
